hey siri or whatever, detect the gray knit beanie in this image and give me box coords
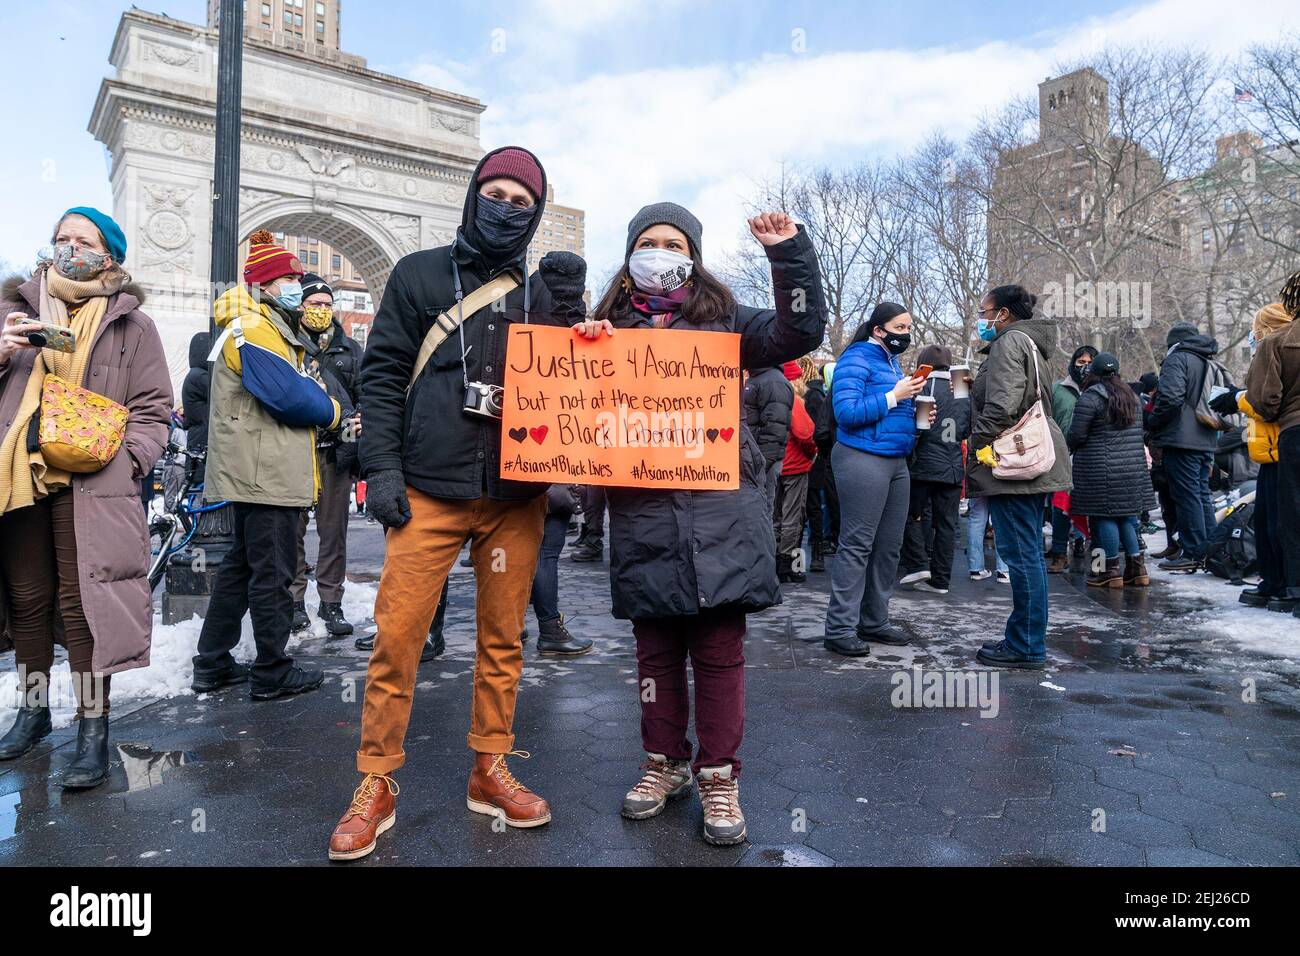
[624,202,704,259]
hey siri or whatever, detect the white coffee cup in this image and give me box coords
[914,395,936,431]
[950,366,971,399]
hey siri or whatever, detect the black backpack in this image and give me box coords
[814,383,837,454]
[1204,499,1257,583]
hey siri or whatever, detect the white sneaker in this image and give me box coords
[912,580,949,594]
[621,753,692,820]
[899,570,931,585]
[996,570,1011,583]
[697,765,746,846]
[970,570,992,581]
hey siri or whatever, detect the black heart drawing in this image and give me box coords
[706,429,719,443]
[508,427,528,443]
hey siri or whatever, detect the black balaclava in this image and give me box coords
[455,146,548,272]
[1068,345,1098,386]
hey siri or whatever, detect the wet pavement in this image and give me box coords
[2,515,1299,866]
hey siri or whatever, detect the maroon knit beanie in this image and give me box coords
[476,148,544,202]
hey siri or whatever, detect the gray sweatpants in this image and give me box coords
[292,456,352,605]
[763,459,782,509]
[824,443,910,639]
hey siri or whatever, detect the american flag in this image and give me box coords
[1234,86,1255,103]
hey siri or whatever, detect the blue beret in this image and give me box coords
[62,206,127,264]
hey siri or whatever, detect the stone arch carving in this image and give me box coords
[238,197,412,304]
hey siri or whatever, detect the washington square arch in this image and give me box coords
[87,8,485,381]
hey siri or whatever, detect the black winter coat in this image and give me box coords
[605,227,826,621]
[804,380,829,487]
[743,367,793,464]
[302,320,364,473]
[1066,384,1156,517]
[908,371,971,486]
[358,147,577,501]
[181,331,211,452]
[1147,334,1221,452]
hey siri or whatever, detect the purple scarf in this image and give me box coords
[631,285,691,327]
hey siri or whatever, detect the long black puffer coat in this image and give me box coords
[605,227,826,621]
[1066,383,1156,517]
[743,366,793,464]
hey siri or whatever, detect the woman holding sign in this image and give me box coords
[574,204,825,846]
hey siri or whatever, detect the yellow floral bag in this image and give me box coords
[37,374,128,473]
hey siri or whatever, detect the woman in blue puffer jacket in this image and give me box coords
[822,302,930,656]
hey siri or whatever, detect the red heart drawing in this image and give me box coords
[719,427,735,442]
[529,426,549,444]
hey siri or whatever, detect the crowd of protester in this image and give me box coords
[1,158,1297,856]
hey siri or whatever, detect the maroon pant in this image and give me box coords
[0,492,108,715]
[632,610,746,776]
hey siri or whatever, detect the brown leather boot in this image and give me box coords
[467,751,551,828]
[328,772,398,861]
[1124,554,1150,587]
[1046,553,1069,574]
[1086,556,1124,589]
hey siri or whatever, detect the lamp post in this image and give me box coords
[163,0,243,624]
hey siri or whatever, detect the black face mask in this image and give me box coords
[1068,363,1087,387]
[878,330,911,355]
[472,195,535,258]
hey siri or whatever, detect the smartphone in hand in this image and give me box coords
[911,364,934,381]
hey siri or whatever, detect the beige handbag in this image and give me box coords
[990,330,1057,480]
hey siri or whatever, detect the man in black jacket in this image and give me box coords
[290,273,364,637]
[328,147,587,862]
[1147,323,1222,571]
[744,365,794,505]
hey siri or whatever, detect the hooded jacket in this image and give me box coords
[965,317,1073,498]
[358,146,576,501]
[1066,383,1156,517]
[603,226,826,621]
[743,367,794,464]
[908,371,971,485]
[204,286,342,508]
[181,330,211,452]
[1148,332,1221,452]
[0,273,171,675]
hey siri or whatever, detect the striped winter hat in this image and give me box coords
[243,230,304,285]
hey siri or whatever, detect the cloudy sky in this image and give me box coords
[2,0,1298,284]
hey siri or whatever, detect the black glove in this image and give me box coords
[1208,388,1241,417]
[538,251,588,320]
[333,437,359,475]
[365,468,411,529]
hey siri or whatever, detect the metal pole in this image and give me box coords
[209,0,244,335]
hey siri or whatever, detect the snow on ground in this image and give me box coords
[0,579,380,733]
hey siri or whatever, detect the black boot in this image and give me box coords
[318,601,354,637]
[0,705,52,761]
[420,629,444,663]
[776,554,793,582]
[1239,586,1272,608]
[354,632,375,652]
[290,601,311,633]
[536,615,594,656]
[61,715,110,790]
[809,540,825,573]
[250,665,325,701]
[570,537,603,562]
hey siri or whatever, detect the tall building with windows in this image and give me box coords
[527,184,587,276]
[207,0,364,67]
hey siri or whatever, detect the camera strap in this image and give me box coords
[407,266,520,391]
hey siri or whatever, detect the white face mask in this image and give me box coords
[628,248,694,295]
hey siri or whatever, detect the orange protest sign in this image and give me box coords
[500,324,742,490]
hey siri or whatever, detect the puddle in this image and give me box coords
[116,744,198,793]
[0,791,19,840]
